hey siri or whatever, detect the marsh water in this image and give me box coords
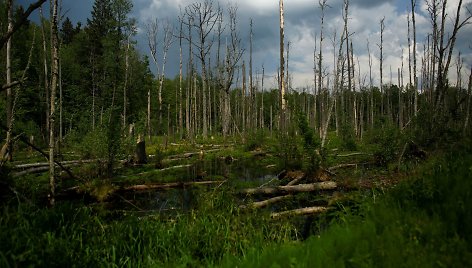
[111,157,278,213]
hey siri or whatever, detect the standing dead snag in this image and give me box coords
[145,19,159,138]
[49,0,60,206]
[134,135,147,164]
[411,0,418,116]
[184,0,220,139]
[3,0,13,163]
[378,17,385,115]
[279,0,286,112]
[218,4,243,137]
[0,0,47,49]
[158,20,174,134]
[435,0,471,113]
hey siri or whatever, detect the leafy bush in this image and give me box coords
[339,123,358,151]
[277,129,303,170]
[366,123,401,167]
[297,112,321,173]
[244,129,265,152]
[225,153,472,267]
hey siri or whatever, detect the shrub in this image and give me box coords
[244,129,265,152]
[366,123,401,167]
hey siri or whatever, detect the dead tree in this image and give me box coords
[378,17,385,115]
[1,28,36,167]
[411,0,418,116]
[433,0,471,113]
[218,4,243,137]
[49,0,60,206]
[279,0,286,112]
[184,0,220,139]
[178,18,184,139]
[158,20,174,135]
[367,40,374,128]
[39,7,50,139]
[123,21,137,129]
[145,19,159,138]
[3,0,13,163]
[249,18,255,130]
[464,67,472,135]
[0,0,47,49]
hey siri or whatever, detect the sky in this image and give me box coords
[18,0,472,90]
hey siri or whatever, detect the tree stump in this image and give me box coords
[134,135,147,164]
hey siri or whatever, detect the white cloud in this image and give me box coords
[132,0,472,89]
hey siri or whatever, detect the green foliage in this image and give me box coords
[0,190,297,267]
[75,127,108,159]
[366,122,401,167]
[297,112,321,173]
[339,123,358,151]
[244,129,265,151]
[225,153,472,267]
[276,128,303,170]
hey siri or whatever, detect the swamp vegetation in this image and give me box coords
[1,0,472,266]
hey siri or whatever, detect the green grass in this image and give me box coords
[0,189,297,267]
[221,152,472,267]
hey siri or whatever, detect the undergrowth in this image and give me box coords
[222,152,472,267]
[0,190,296,267]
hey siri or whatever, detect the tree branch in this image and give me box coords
[0,0,47,49]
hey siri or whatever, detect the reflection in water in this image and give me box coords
[114,157,276,213]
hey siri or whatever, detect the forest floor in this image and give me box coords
[1,133,471,267]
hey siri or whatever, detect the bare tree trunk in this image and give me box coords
[367,40,374,128]
[4,0,13,162]
[147,87,151,139]
[49,0,59,206]
[179,20,183,139]
[242,61,246,133]
[379,17,385,115]
[411,0,418,117]
[187,17,192,138]
[464,67,472,135]
[39,6,50,138]
[249,18,254,131]
[123,33,131,129]
[159,22,174,136]
[145,19,159,135]
[279,0,286,112]
[261,65,265,128]
[407,13,412,88]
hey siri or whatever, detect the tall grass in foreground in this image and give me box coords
[0,189,296,267]
[222,153,472,267]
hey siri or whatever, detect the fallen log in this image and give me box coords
[167,149,222,160]
[241,181,337,195]
[328,163,359,171]
[13,159,98,170]
[123,180,226,191]
[240,195,292,209]
[336,152,371,157]
[285,171,305,186]
[117,164,193,179]
[0,123,80,181]
[271,206,328,218]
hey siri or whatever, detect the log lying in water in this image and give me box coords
[123,180,226,191]
[13,159,98,170]
[240,195,292,209]
[241,181,337,195]
[271,206,328,218]
[167,149,222,160]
